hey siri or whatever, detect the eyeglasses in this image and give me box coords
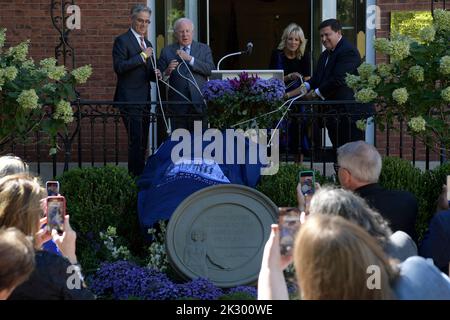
[136,18,150,24]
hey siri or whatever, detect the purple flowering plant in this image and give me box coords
[202,72,285,130]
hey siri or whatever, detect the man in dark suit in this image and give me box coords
[336,141,419,243]
[157,17,215,132]
[113,4,160,177]
[286,19,373,158]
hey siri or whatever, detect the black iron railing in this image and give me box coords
[1,100,446,178]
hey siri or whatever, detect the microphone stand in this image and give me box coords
[217,50,246,70]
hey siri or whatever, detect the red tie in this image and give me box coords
[139,37,146,50]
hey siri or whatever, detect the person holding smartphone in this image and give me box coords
[0,174,94,300]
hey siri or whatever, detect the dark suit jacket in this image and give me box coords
[113,29,156,105]
[419,211,450,275]
[308,37,360,101]
[157,41,215,114]
[355,183,419,243]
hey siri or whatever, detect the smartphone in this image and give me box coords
[299,170,315,196]
[278,207,301,256]
[46,196,66,234]
[447,175,450,201]
[46,181,60,197]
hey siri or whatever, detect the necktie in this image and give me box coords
[140,37,146,51]
[325,50,332,67]
[182,46,189,54]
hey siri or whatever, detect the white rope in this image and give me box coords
[175,58,207,107]
[149,51,171,134]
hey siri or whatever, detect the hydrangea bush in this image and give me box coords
[346,9,450,150]
[0,28,92,152]
[202,72,285,130]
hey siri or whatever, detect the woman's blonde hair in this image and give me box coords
[293,215,398,300]
[0,174,45,237]
[277,23,307,59]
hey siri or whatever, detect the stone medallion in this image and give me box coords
[165,184,278,288]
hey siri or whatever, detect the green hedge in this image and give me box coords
[257,164,333,207]
[56,165,144,271]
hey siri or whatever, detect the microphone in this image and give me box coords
[245,42,253,55]
[217,41,254,70]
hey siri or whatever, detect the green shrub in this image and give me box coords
[417,162,450,239]
[257,164,333,207]
[56,165,144,271]
[379,157,423,195]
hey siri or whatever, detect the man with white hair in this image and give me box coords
[158,17,215,132]
[336,140,419,243]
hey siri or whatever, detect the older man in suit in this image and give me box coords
[287,19,373,159]
[336,141,419,244]
[158,17,215,132]
[113,4,160,177]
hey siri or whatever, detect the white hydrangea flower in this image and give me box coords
[441,87,450,103]
[434,9,450,32]
[377,63,393,78]
[3,66,18,81]
[357,63,375,80]
[47,65,66,81]
[419,26,436,43]
[7,41,29,62]
[17,89,39,109]
[392,88,408,105]
[356,119,367,131]
[440,56,450,75]
[408,66,425,82]
[71,65,93,84]
[53,100,73,123]
[389,40,410,61]
[345,74,361,91]
[373,38,391,54]
[408,116,426,133]
[355,88,378,103]
[367,75,381,89]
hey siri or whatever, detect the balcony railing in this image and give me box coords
[1,100,446,178]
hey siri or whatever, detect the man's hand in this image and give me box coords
[304,90,317,101]
[155,69,162,80]
[176,49,192,62]
[143,47,153,58]
[299,83,308,96]
[164,59,179,76]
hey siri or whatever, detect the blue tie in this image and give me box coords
[182,46,189,54]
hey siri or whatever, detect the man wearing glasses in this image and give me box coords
[113,4,160,177]
[158,17,215,132]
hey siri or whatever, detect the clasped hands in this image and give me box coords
[284,83,317,100]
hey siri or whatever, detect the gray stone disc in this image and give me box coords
[165,184,278,288]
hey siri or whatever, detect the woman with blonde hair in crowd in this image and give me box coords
[258,208,450,300]
[0,174,94,299]
[0,227,35,300]
[0,154,29,177]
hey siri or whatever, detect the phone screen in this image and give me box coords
[299,171,315,196]
[47,196,65,234]
[46,181,60,197]
[278,207,301,256]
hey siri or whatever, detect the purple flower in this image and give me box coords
[88,261,179,300]
[226,286,257,298]
[177,278,223,300]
